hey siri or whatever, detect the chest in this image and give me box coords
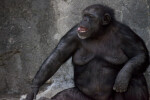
[72,36,128,65]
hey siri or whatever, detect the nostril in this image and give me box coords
[84,19,87,21]
[83,19,86,21]
[83,17,88,21]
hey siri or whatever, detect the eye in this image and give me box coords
[82,14,95,18]
[88,14,95,18]
[82,14,87,18]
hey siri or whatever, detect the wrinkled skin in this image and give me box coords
[26,4,149,100]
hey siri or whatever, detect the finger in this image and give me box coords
[116,87,121,93]
[26,93,34,100]
[113,85,117,91]
[122,89,126,92]
[113,87,116,90]
[33,92,36,100]
[115,87,119,92]
[116,89,119,92]
[123,88,127,92]
[119,89,123,93]
[33,87,39,100]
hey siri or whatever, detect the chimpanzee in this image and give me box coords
[26,4,149,100]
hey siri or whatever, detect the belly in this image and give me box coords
[74,59,118,97]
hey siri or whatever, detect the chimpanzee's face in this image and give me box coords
[77,8,100,39]
[77,6,111,39]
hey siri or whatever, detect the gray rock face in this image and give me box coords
[0,0,149,99]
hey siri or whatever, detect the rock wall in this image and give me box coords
[0,0,149,99]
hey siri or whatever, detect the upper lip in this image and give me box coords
[78,26,88,33]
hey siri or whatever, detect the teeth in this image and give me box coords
[80,30,86,32]
[77,27,87,33]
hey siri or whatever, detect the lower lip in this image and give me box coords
[77,33,87,39]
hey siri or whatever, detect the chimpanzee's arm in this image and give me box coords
[113,26,149,93]
[120,30,149,75]
[32,25,79,88]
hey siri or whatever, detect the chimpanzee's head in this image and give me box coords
[77,4,115,39]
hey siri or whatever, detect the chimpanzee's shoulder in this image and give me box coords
[116,22,142,42]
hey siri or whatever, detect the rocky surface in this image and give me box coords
[0,0,149,99]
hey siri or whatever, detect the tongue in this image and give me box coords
[78,27,88,32]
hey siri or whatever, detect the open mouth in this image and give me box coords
[77,26,88,33]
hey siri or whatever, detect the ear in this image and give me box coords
[102,13,111,25]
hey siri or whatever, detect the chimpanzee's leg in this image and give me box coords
[50,87,93,100]
[124,75,149,100]
[114,93,124,100]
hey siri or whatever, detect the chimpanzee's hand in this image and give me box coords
[113,70,131,93]
[25,87,39,100]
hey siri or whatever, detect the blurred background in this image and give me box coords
[0,0,149,99]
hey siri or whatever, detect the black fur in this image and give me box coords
[26,4,149,100]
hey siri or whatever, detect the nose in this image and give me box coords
[83,17,89,22]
